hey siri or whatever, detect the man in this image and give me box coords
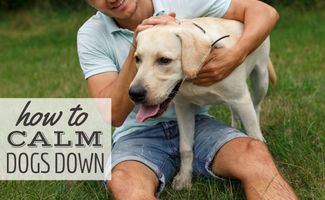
[77,0,298,199]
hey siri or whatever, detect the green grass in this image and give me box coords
[0,7,324,200]
[0,9,89,97]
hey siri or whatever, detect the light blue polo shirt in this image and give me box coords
[77,0,232,142]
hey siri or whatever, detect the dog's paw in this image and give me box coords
[171,173,192,190]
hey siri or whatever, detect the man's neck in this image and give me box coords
[115,0,154,31]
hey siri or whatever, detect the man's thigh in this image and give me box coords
[109,122,180,195]
[108,160,159,199]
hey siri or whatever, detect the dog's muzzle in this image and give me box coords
[135,80,183,123]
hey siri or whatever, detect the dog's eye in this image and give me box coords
[157,57,172,65]
[135,56,141,64]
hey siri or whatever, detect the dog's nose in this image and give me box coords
[129,85,147,103]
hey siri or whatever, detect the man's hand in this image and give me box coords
[192,46,246,86]
[133,13,179,46]
[136,12,178,32]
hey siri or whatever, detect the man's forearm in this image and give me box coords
[99,47,137,126]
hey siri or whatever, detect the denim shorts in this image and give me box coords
[108,114,247,195]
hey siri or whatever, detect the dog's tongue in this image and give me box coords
[136,105,160,123]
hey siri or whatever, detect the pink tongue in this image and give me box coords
[136,105,160,123]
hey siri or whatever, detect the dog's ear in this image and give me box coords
[176,29,211,79]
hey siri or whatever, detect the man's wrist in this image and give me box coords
[232,44,248,66]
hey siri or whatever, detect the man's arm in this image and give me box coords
[224,0,279,60]
[87,47,137,127]
[193,0,279,85]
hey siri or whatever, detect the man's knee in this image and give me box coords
[107,168,129,194]
[107,163,158,200]
[246,140,274,165]
[239,139,279,181]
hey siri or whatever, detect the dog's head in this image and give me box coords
[129,22,211,122]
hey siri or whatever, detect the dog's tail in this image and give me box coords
[268,58,277,85]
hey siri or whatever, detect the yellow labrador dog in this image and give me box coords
[129,17,270,190]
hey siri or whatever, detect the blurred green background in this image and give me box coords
[0,0,324,199]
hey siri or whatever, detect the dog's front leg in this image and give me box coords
[172,96,196,190]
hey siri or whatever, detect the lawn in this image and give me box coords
[0,6,324,200]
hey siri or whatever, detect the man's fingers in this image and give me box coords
[168,12,176,18]
[192,76,212,83]
[135,24,154,33]
[193,71,226,85]
[142,14,178,26]
[203,54,216,65]
[196,72,214,79]
[142,18,168,25]
[198,64,218,74]
[192,78,215,86]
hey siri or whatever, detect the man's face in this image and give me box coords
[87,0,138,19]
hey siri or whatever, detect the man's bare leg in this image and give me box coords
[107,160,159,200]
[212,137,298,200]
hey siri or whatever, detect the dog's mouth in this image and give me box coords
[136,81,182,123]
